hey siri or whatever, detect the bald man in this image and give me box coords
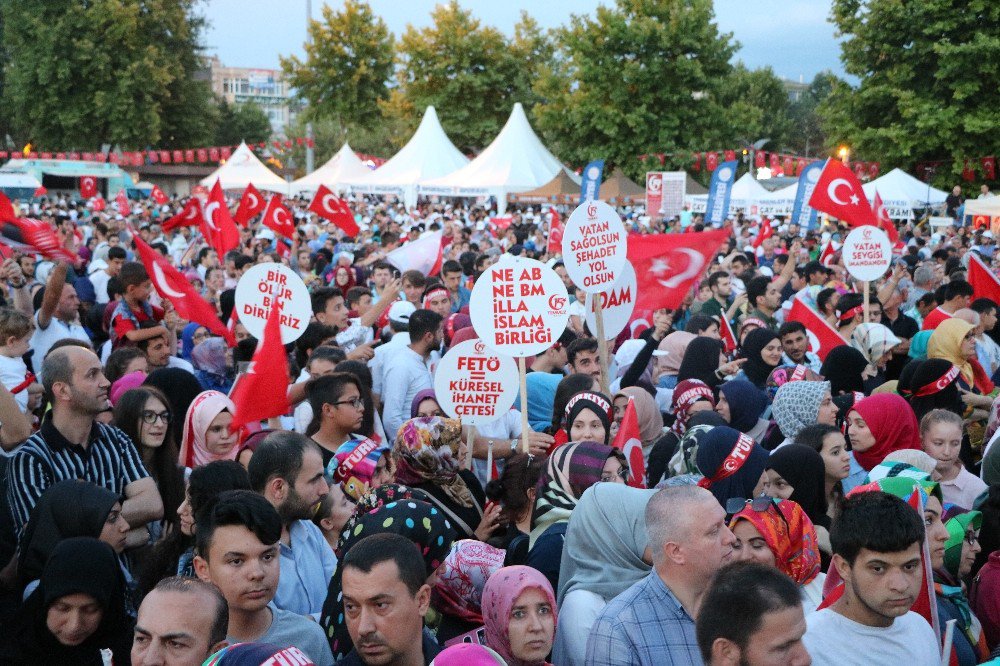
[133,576,230,666]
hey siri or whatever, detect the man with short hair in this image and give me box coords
[922,279,975,330]
[440,259,471,312]
[132,576,230,666]
[29,262,89,379]
[567,337,602,382]
[368,261,392,303]
[585,485,736,665]
[248,432,335,618]
[339,532,442,665]
[421,284,452,319]
[193,490,334,665]
[400,270,426,307]
[90,245,127,305]
[381,309,442,439]
[802,492,939,665]
[196,247,218,280]
[306,372,367,465]
[531,328,575,375]
[779,321,821,373]
[697,562,811,666]
[370,301,416,403]
[700,271,731,319]
[745,275,781,330]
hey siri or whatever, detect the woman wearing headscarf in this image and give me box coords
[545,373,594,448]
[527,441,610,591]
[411,388,444,419]
[180,322,208,360]
[696,426,769,507]
[820,345,871,396]
[482,566,558,666]
[5,538,132,665]
[729,499,825,613]
[564,391,613,446]
[330,435,392,501]
[770,380,836,448]
[934,506,990,665]
[763,444,832,564]
[658,411,728,485]
[846,393,922,471]
[908,358,965,421]
[432,540,506,644]
[733,328,782,390]
[331,264,356,298]
[716,380,770,442]
[612,386,664,462]
[392,416,487,540]
[178,390,239,469]
[929,317,996,396]
[897,358,923,399]
[909,329,933,361]
[190,337,233,394]
[553,483,656,666]
[650,330,696,390]
[676,336,727,388]
[320,487,455,660]
[850,322,902,391]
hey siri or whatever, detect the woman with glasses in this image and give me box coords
[935,506,990,664]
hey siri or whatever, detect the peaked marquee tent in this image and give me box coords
[419,103,567,214]
[200,142,288,194]
[345,106,468,209]
[289,142,371,195]
[599,168,645,205]
[862,168,948,219]
[508,169,580,205]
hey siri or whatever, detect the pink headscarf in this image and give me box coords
[482,566,558,666]
[109,370,147,406]
[178,390,237,469]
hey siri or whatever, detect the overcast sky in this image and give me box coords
[202,0,844,84]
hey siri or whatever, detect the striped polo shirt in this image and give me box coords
[5,414,150,537]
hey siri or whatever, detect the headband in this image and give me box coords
[698,433,756,489]
[334,437,382,483]
[673,383,714,409]
[838,305,864,322]
[564,391,611,418]
[423,286,449,308]
[740,317,768,333]
[913,364,961,398]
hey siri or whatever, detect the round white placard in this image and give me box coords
[584,261,637,340]
[842,225,892,282]
[561,200,628,294]
[433,339,520,425]
[234,262,311,343]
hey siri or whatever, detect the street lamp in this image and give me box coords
[304,0,314,173]
[838,145,850,164]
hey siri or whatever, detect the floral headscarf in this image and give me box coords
[771,380,831,441]
[178,390,237,469]
[850,323,901,367]
[432,540,506,625]
[392,417,472,508]
[669,379,715,436]
[482,566,558,666]
[730,499,821,585]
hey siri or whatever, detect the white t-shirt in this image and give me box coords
[0,354,31,412]
[803,608,939,666]
[30,312,90,382]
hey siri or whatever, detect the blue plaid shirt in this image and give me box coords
[585,571,703,666]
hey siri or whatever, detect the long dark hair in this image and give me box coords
[113,386,184,524]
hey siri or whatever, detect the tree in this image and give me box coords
[0,0,215,149]
[532,0,737,178]
[785,71,839,157]
[820,0,1000,183]
[280,1,394,128]
[214,99,272,146]
[716,64,792,152]
[393,2,550,153]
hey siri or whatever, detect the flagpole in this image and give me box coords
[863,280,870,324]
[464,426,476,471]
[518,357,530,454]
[594,298,611,395]
[304,0,314,174]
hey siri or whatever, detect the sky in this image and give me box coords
[201,0,845,83]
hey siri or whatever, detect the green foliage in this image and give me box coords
[531,0,738,180]
[716,64,792,151]
[820,0,1000,183]
[0,0,214,149]
[785,71,839,156]
[214,99,272,146]
[281,0,394,128]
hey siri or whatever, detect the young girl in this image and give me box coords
[921,409,988,509]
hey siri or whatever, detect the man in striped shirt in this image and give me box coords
[5,345,163,545]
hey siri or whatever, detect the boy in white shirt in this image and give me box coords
[0,308,41,414]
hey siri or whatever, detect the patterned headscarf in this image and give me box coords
[392,417,472,507]
[849,393,921,471]
[321,493,455,660]
[432,540,506,625]
[943,508,982,580]
[850,323,901,367]
[178,390,237,469]
[335,483,430,557]
[191,337,229,378]
[482,566,558,666]
[669,379,715,436]
[765,364,819,402]
[329,436,390,501]
[730,499,821,585]
[771,380,831,440]
[529,441,610,548]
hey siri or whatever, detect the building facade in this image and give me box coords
[206,55,297,134]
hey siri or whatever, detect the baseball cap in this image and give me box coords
[255,228,275,241]
[389,301,416,324]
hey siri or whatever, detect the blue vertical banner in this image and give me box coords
[580,159,605,203]
[706,160,738,225]
[792,160,827,231]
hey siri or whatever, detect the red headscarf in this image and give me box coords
[730,499,821,585]
[849,393,921,471]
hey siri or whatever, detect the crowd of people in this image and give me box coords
[0,187,998,666]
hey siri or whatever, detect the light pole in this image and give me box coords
[838,145,850,165]
[305,0,315,173]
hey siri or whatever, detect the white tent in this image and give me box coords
[419,103,567,214]
[965,197,1000,217]
[756,183,799,217]
[288,142,371,195]
[200,142,288,194]
[345,106,468,209]
[685,173,772,215]
[862,168,948,220]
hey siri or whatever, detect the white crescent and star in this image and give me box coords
[657,249,705,289]
[321,193,338,214]
[151,262,185,299]
[827,178,860,206]
[203,202,220,231]
[247,192,259,209]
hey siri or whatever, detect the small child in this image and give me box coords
[0,308,41,413]
[920,409,988,509]
[109,261,168,350]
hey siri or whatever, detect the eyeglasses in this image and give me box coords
[726,496,775,515]
[965,531,980,545]
[600,467,629,483]
[141,410,171,425]
[332,397,364,410]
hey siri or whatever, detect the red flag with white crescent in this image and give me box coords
[228,299,291,431]
[234,183,266,226]
[91,195,106,212]
[819,240,837,267]
[968,253,1000,304]
[261,194,296,239]
[308,184,360,236]
[130,225,234,346]
[628,230,729,313]
[115,189,130,216]
[808,159,877,228]
[79,176,97,199]
[0,216,77,263]
[385,231,444,277]
[718,314,738,354]
[547,206,563,254]
[612,396,646,488]
[161,197,205,232]
[150,185,169,205]
[205,179,240,254]
[751,218,773,249]
[871,190,900,244]
[787,297,846,361]
[0,192,14,223]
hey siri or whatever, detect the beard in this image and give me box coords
[280,486,315,523]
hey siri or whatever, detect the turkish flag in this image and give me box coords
[91,195,106,212]
[261,194,296,239]
[0,192,15,222]
[719,314,738,354]
[751,218,773,249]
[150,185,169,205]
[228,299,290,432]
[234,183,266,226]
[79,176,97,199]
[114,189,130,216]
[691,152,701,172]
[628,230,729,313]
[33,186,47,198]
[162,198,204,233]
[385,231,444,277]
[769,152,780,171]
[130,225,234,346]
[307,185,360,236]
[706,152,719,172]
[808,159,877,228]
[205,179,240,254]
[968,253,1000,303]
[787,297,846,361]
[547,206,563,254]
[754,151,765,168]
[612,396,646,488]
[871,191,899,244]
[0,203,77,262]
[819,240,837,267]
[983,157,997,181]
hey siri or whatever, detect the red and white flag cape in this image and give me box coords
[79,176,98,199]
[787,297,846,361]
[261,194,296,239]
[627,229,729,313]
[968,253,1000,303]
[115,189,130,217]
[751,218,773,250]
[204,179,240,255]
[808,159,877,228]
[385,231,443,277]
[228,299,291,432]
[308,185,360,237]
[150,185,169,205]
[612,396,646,488]
[547,207,564,254]
[130,226,234,346]
[234,183,266,226]
[719,314,738,354]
